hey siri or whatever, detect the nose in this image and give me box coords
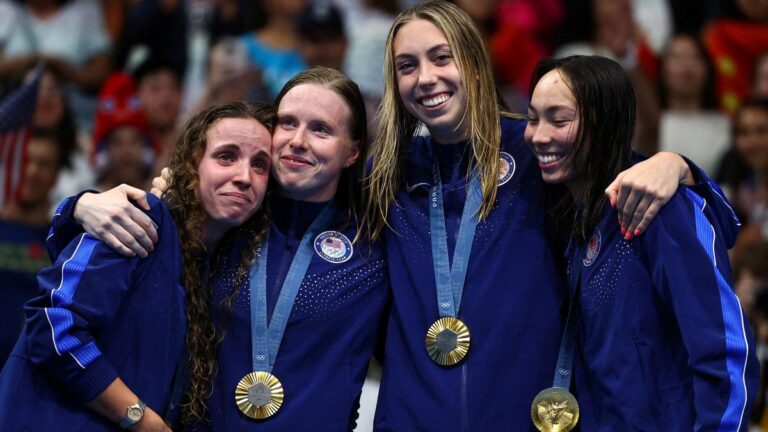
[417,62,438,88]
[288,126,308,151]
[232,159,252,188]
[529,123,552,147]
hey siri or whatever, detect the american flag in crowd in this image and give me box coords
[0,65,42,208]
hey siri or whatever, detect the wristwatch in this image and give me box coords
[117,399,146,429]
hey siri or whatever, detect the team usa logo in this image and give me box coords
[498,152,516,186]
[314,231,354,263]
[583,229,601,267]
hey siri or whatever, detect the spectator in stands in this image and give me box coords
[10,65,92,213]
[716,98,768,223]
[296,0,347,71]
[91,72,157,191]
[187,37,267,119]
[657,33,731,175]
[134,57,182,176]
[239,0,308,99]
[703,0,768,113]
[554,0,660,155]
[753,51,768,99]
[0,128,67,368]
[112,0,188,80]
[0,0,112,131]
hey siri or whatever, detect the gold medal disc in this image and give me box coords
[531,387,579,432]
[235,371,284,419]
[425,317,471,366]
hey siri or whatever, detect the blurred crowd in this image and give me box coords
[0,0,767,428]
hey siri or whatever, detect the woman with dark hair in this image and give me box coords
[657,33,730,175]
[190,66,387,430]
[658,33,718,111]
[716,98,768,223]
[525,54,758,430]
[0,101,273,430]
[363,2,717,429]
[55,67,388,430]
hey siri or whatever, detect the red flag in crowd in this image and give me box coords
[0,65,42,209]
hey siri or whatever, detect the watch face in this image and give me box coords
[127,406,144,421]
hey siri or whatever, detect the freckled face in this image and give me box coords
[524,69,582,187]
[272,83,359,202]
[197,118,272,236]
[392,19,468,144]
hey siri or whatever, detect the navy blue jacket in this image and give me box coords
[571,188,759,430]
[375,116,566,430]
[373,115,741,431]
[203,196,388,430]
[0,194,186,430]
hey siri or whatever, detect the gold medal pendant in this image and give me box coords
[531,387,579,432]
[425,317,471,366]
[235,371,284,419]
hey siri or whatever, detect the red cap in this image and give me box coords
[90,72,157,169]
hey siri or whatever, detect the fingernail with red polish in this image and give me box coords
[620,226,626,236]
[634,228,641,236]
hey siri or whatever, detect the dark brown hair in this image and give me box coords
[165,101,275,425]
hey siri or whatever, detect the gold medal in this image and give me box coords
[235,371,284,419]
[531,387,579,432]
[425,316,470,366]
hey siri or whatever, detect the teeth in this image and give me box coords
[537,153,563,164]
[421,94,449,107]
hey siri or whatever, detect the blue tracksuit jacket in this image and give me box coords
[203,196,388,430]
[571,188,759,431]
[373,115,742,431]
[374,116,566,431]
[0,194,186,430]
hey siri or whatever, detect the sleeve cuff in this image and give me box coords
[67,355,118,404]
[679,155,707,186]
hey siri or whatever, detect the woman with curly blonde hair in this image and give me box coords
[0,101,273,430]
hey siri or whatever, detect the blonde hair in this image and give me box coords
[364,1,515,240]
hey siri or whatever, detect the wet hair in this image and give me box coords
[530,55,636,241]
[364,1,515,240]
[274,67,368,229]
[167,101,275,425]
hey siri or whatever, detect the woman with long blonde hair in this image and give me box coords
[365,2,725,429]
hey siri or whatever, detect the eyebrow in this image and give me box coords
[394,43,451,60]
[527,104,577,115]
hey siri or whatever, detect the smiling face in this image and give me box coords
[392,19,469,144]
[524,69,583,191]
[272,83,360,202]
[197,117,272,242]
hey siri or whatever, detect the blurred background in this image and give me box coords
[0,0,767,429]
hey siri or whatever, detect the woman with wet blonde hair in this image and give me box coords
[366,1,727,429]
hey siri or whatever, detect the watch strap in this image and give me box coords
[117,399,147,429]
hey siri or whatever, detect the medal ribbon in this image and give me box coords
[249,202,338,372]
[429,161,482,318]
[552,237,584,389]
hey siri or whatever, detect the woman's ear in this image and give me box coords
[345,140,361,167]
